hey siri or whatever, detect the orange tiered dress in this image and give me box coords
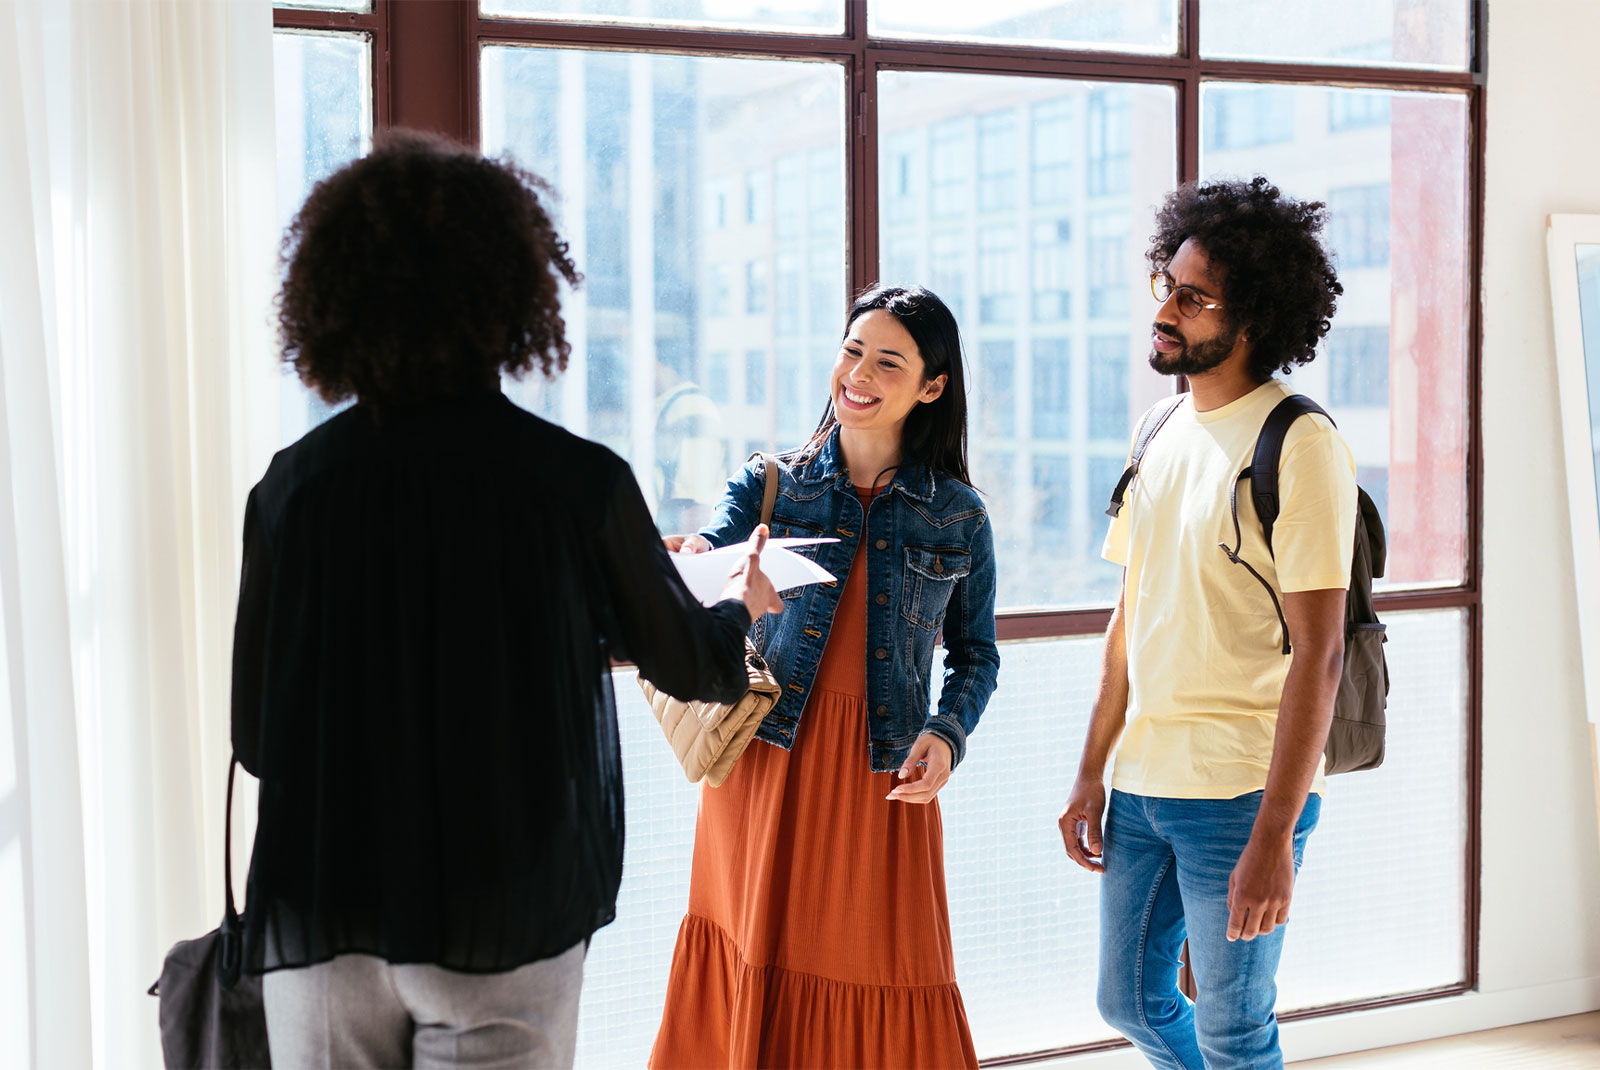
[650,488,979,1070]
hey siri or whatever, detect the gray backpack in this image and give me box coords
[1108,393,1388,774]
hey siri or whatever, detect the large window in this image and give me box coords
[272,2,1483,1064]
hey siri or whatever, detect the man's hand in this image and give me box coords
[1058,776,1108,873]
[1226,832,1297,941]
[886,734,953,804]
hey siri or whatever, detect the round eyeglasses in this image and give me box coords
[1150,273,1223,319]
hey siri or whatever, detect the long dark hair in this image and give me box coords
[796,285,972,487]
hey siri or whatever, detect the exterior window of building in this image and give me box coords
[978,340,1016,438]
[978,110,1020,213]
[1327,325,1390,407]
[1086,88,1130,196]
[1089,334,1130,440]
[704,351,731,405]
[1031,455,1073,547]
[1330,90,1391,131]
[930,117,970,217]
[1328,183,1392,268]
[707,263,732,317]
[1032,218,1071,322]
[745,167,767,224]
[774,253,800,333]
[1204,85,1295,150]
[929,229,966,323]
[1088,212,1130,319]
[745,348,768,404]
[978,226,1020,324]
[883,129,920,225]
[807,145,842,236]
[1031,97,1073,205]
[881,232,919,289]
[1032,337,1071,439]
[774,153,803,240]
[745,259,768,315]
[809,246,840,331]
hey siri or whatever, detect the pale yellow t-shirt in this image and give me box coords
[1103,380,1357,799]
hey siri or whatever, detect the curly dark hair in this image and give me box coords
[1146,176,1342,382]
[278,129,581,407]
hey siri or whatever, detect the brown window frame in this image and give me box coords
[271,1,1487,1062]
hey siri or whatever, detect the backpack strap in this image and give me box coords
[1106,393,1186,518]
[1247,394,1331,554]
[1218,394,1337,656]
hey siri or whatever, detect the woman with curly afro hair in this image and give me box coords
[1060,176,1359,1070]
[232,130,781,1069]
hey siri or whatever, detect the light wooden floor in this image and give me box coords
[1289,1011,1600,1068]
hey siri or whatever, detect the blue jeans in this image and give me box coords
[1097,790,1320,1070]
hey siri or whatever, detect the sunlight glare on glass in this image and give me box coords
[481,0,843,34]
[871,0,1178,53]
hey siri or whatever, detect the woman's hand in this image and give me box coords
[886,733,954,804]
[663,533,712,554]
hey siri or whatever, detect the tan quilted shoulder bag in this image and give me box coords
[638,455,782,787]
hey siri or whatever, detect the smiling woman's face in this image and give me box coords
[831,309,946,435]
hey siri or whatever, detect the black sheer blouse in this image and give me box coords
[231,392,751,974]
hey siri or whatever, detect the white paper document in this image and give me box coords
[670,537,839,606]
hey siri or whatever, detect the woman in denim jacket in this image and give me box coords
[651,287,1000,1070]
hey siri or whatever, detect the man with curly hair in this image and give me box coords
[1058,176,1356,1069]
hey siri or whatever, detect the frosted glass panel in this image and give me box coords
[1278,607,1469,1008]
[941,635,1117,1056]
[574,676,699,1068]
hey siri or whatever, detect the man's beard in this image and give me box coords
[1148,323,1241,376]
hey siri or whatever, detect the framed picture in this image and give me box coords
[1547,212,1600,827]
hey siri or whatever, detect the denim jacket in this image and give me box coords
[699,427,1000,772]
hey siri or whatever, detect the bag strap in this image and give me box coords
[217,753,245,987]
[757,453,778,527]
[1218,394,1336,656]
[1106,393,1186,518]
[1245,394,1331,553]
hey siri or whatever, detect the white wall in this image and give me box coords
[1045,3,1600,1065]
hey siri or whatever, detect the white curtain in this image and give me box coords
[0,1,278,1067]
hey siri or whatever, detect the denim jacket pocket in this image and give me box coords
[769,512,825,540]
[900,546,971,630]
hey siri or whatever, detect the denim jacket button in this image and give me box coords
[874,648,887,659]
[875,538,888,550]
[875,704,888,717]
[875,593,888,606]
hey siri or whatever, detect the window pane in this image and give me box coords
[1201,83,1469,589]
[873,0,1177,54]
[879,71,1176,610]
[1202,0,1471,70]
[1278,607,1469,1004]
[939,634,1117,1055]
[272,29,373,444]
[481,47,845,532]
[481,0,843,34]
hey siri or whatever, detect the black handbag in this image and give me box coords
[149,756,271,1068]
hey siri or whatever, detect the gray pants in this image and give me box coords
[262,942,586,1069]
